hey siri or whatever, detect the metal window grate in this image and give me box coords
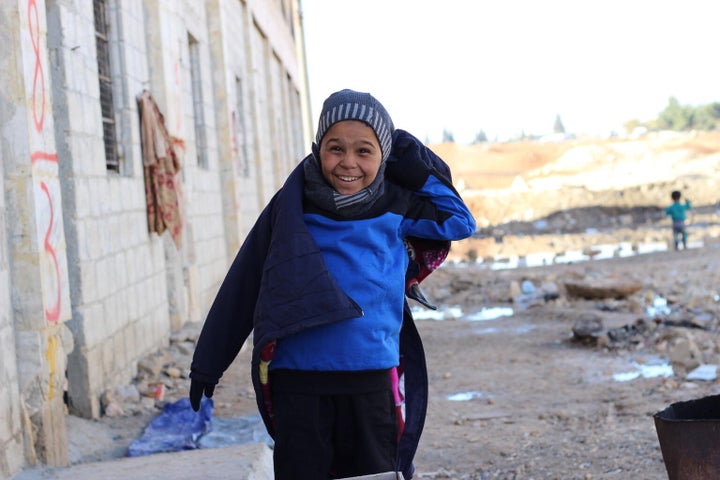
[94,0,119,172]
[188,34,208,168]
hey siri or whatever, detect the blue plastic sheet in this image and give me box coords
[127,397,213,457]
[198,413,273,449]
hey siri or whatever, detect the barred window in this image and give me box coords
[234,77,249,177]
[93,0,119,172]
[188,34,208,168]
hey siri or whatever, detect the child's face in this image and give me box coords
[318,120,382,195]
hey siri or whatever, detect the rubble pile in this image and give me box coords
[99,325,202,418]
[422,241,720,380]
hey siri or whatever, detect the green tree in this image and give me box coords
[553,114,565,134]
[657,97,694,131]
[693,102,720,130]
[632,99,720,132]
[442,129,455,143]
[472,130,488,144]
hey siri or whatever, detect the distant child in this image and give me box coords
[665,190,691,250]
[189,89,476,479]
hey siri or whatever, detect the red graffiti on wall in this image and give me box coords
[40,181,61,322]
[30,153,62,323]
[30,151,58,164]
[27,0,63,324]
[28,0,45,132]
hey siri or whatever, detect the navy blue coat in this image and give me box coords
[191,148,475,478]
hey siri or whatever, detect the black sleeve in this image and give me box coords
[190,200,274,384]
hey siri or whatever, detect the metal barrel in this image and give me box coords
[654,394,720,479]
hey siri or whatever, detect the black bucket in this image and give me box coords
[654,394,720,479]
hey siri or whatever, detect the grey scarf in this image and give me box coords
[303,153,386,218]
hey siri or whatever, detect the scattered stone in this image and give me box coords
[175,341,196,356]
[113,384,140,403]
[667,336,703,373]
[572,315,604,341]
[564,276,643,299]
[100,389,115,407]
[606,319,651,344]
[138,356,165,378]
[103,403,124,417]
[513,292,545,310]
[164,367,182,378]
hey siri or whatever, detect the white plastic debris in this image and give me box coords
[686,364,718,381]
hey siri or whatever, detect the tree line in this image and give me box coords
[438,97,719,145]
[626,97,720,133]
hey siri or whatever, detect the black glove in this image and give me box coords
[189,379,215,412]
[386,129,432,190]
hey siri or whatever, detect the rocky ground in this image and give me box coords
[411,236,720,479]
[20,131,720,479]
[45,220,720,480]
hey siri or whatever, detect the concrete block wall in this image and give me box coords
[0,139,25,478]
[47,0,172,419]
[137,0,230,327]
[242,0,310,214]
[248,23,277,206]
[2,0,74,471]
[206,0,309,255]
[199,0,311,306]
[207,0,260,255]
[1,0,309,475]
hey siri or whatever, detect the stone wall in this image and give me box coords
[0,125,25,478]
[0,0,308,476]
[1,0,74,472]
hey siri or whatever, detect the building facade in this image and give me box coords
[0,0,310,476]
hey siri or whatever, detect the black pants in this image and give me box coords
[271,370,398,480]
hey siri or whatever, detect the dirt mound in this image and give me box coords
[434,131,720,191]
[431,131,720,261]
[430,141,569,189]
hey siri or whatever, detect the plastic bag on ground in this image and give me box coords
[127,397,213,457]
[198,413,274,449]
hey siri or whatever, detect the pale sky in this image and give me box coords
[300,0,720,143]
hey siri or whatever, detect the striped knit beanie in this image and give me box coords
[315,89,394,162]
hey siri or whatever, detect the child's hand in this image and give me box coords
[189,379,215,411]
[386,129,433,190]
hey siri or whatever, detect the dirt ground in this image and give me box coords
[54,233,720,480]
[409,242,720,479]
[26,131,720,480]
[81,234,717,480]
[198,235,720,480]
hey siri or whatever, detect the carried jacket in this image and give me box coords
[191,134,475,478]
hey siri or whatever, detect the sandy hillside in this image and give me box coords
[433,131,720,219]
[430,131,720,262]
